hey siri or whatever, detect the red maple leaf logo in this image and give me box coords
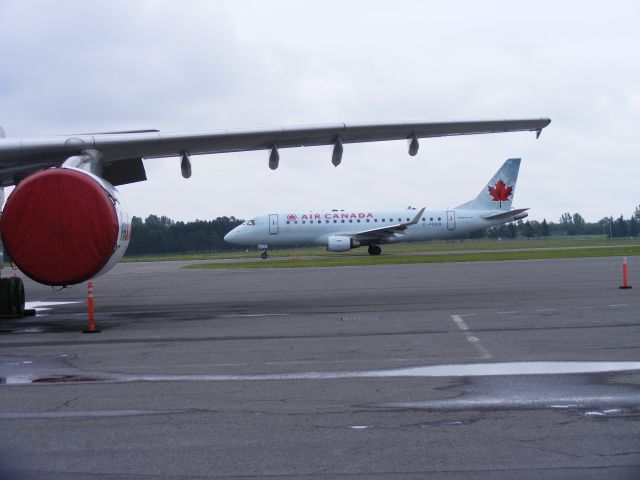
[287,214,297,221]
[488,180,513,203]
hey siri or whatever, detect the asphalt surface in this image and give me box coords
[1,256,640,479]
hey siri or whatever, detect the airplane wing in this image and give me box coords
[0,118,551,187]
[350,207,426,242]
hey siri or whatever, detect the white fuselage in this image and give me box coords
[225,208,510,248]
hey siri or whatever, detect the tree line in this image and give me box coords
[126,215,242,255]
[126,206,640,256]
[477,206,640,240]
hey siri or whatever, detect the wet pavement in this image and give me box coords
[1,257,640,479]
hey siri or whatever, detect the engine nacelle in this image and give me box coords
[0,167,131,286]
[326,235,359,252]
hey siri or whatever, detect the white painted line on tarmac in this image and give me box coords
[452,315,469,331]
[609,304,628,308]
[220,313,288,318]
[535,308,556,312]
[496,311,518,314]
[451,314,493,359]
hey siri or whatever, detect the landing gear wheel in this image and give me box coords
[368,245,382,256]
[260,251,268,260]
[0,277,25,316]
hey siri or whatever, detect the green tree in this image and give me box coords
[612,215,628,238]
[629,216,639,237]
[521,220,535,238]
[541,219,550,237]
[572,213,586,234]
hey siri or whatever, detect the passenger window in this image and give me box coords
[326,220,329,224]
[334,220,337,223]
[349,219,353,223]
[294,221,298,224]
[438,217,441,221]
[366,219,370,222]
[286,221,290,224]
[357,219,360,223]
[341,220,345,223]
[430,217,433,221]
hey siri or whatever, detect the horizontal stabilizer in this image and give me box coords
[484,208,529,220]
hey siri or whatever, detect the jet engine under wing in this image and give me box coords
[351,207,426,242]
[0,118,550,186]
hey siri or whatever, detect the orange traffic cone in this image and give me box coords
[619,257,632,289]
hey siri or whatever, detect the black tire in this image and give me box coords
[0,277,25,316]
[368,245,382,256]
[11,277,25,316]
[0,278,11,315]
[261,251,268,259]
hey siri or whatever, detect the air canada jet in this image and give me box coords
[225,158,527,257]
[0,118,549,316]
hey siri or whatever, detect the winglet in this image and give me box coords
[408,207,425,226]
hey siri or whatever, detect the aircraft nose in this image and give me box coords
[224,229,236,243]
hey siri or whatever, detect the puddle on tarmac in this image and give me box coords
[2,355,640,412]
[24,301,80,312]
[2,357,640,385]
[118,361,640,382]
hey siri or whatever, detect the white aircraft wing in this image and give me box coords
[351,207,426,242]
[0,118,550,187]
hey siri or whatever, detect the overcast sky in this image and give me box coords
[1,1,638,223]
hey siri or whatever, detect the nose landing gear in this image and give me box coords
[258,244,269,260]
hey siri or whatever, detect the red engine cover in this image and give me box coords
[1,168,119,286]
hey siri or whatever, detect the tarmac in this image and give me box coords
[1,256,640,479]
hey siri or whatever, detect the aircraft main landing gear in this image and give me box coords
[368,245,382,256]
[0,276,25,316]
[260,250,268,259]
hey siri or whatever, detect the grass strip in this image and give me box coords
[124,237,640,263]
[186,245,640,270]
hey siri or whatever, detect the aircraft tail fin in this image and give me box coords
[456,158,521,211]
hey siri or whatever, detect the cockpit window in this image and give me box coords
[245,220,256,226]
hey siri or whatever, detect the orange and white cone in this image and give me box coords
[82,281,101,333]
[619,257,632,289]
